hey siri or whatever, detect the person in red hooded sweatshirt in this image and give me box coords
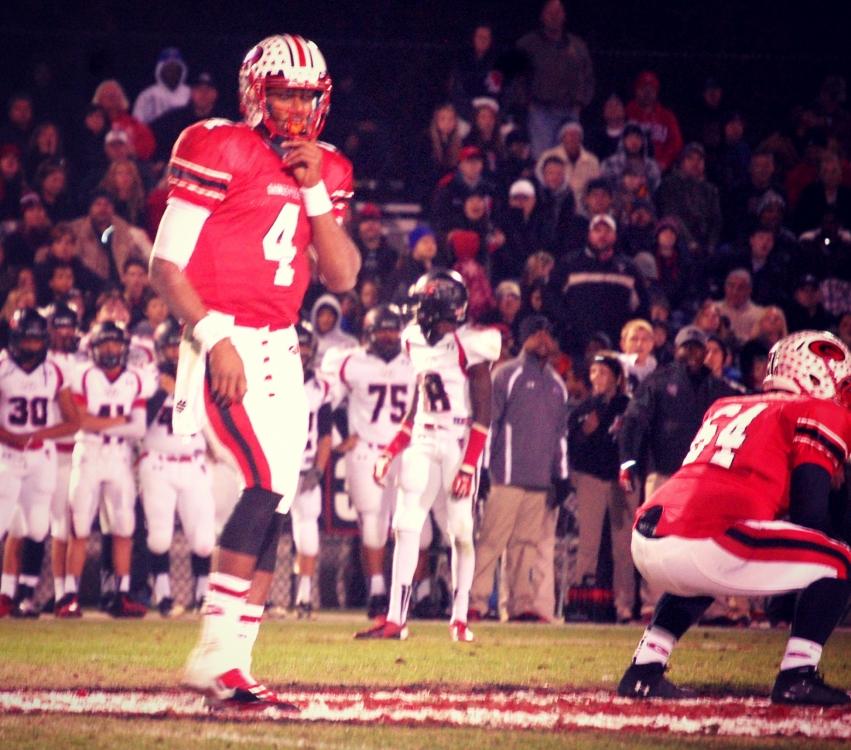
[625,71,683,173]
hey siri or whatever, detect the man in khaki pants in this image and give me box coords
[468,316,569,621]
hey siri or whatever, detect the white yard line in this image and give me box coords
[0,688,849,739]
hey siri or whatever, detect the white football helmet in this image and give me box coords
[763,330,851,404]
[239,34,331,140]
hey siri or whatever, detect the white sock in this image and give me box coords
[198,572,251,656]
[237,602,265,674]
[296,575,312,605]
[369,574,386,597]
[195,575,208,603]
[414,577,431,602]
[633,626,676,666]
[154,573,171,602]
[54,577,64,602]
[780,637,823,672]
[450,537,475,624]
[118,575,130,593]
[0,574,16,598]
[64,575,78,595]
[19,574,39,589]
[387,529,420,625]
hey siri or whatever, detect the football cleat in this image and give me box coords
[10,598,40,619]
[55,593,82,618]
[354,620,409,640]
[184,655,297,711]
[617,661,695,699]
[366,594,389,620]
[109,593,147,618]
[0,594,13,618]
[450,620,475,643]
[296,602,313,620]
[157,597,184,618]
[770,666,850,706]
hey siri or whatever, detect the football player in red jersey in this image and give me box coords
[617,330,851,706]
[149,34,359,709]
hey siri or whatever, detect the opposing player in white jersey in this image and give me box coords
[140,319,215,617]
[58,321,149,618]
[356,269,500,642]
[0,309,78,617]
[329,305,415,617]
[290,321,333,618]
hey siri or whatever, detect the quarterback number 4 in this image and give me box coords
[682,403,768,469]
[262,203,299,287]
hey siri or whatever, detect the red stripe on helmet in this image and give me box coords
[290,35,307,67]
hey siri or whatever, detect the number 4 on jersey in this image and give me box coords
[683,403,768,469]
[262,203,299,287]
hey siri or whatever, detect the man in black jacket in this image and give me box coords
[618,325,738,615]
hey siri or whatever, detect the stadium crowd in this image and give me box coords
[0,0,850,626]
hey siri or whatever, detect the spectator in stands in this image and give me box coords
[450,229,494,322]
[71,104,109,189]
[618,318,657,393]
[704,334,744,390]
[722,224,792,308]
[469,314,568,622]
[121,257,149,329]
[357,277,380,318]
[716,268,765,347]
[33,222,102,306]
[618,324,737,617]
[798,208,851,283]
[309,293,358,366]
[98,158,148,229]
[481,279,524,341]
[132,47,190,125]
[384,224,438,305]
[516,0,595,157]
[445,190,505,272]
[411,102,464,203]
[492,178,544,282]
[41,261,75,306]
[463,97,505,175]
[587,93,627,160]
[784,273,835,332]
[0,144,25,224]
[785,127,833,210]
[496,128,535,192]
[430,145,495,233]
[90,80,155,161]
[535,121,600,207]
[618,196,657,256]
[754,190,800,266]
[151,71,223,164]
[4,192,51,268]
[70,189,151,286]
[79,128,138,201]
[625,71,683,173]
[568,351,636,622]
[352,203,397,289]
[612,166,653,233]
[793,151,851,232]
[646,216,701,315]
[684,77,726,152]
[724,149,783,242]
[132,288,169,338]
[0,93,34,153]
[448,22,502,123]
[551,213,649,357]
[739,338,770,393]
[24,121,64,186]
[535,155,575,254]
[748,305,788,351]
[601,122,661,195]
[709,111,751,201]
[0,278,36,347]
[656,142,722,253]
[32,158,74,223]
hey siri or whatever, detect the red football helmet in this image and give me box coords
[239,34,332,140]
[763,330,851,404]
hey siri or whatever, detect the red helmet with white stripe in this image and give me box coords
[763,330,851,404]
[239,34,332,140]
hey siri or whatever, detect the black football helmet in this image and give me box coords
[363,304,402,362]
[46,301,81,353]
[295,319,317,373]
[90,320,129,371]
[8,308,49,370]
[154,317,182,376]
[411,268,468,345]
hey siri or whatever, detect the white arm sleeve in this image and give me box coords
[150,198,211,270]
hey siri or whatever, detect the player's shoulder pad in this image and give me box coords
[457,323,501,366]
[797,396,851,451]
[318,141,353,195]
[171,119,248,174]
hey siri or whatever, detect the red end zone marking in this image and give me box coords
[0,688,849,738]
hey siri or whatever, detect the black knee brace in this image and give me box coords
[21,538,45,577]
[219,486,283,558]
[255,514,284,573]
[191,553,211,578]
[149,551,170,576]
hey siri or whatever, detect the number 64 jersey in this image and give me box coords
[645,391,851,538]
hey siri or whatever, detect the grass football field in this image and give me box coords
[1,613,849,749]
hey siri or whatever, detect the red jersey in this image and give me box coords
[644,392,851,538]
[167,119,353,328]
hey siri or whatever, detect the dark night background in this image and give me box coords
[2,1,850,183]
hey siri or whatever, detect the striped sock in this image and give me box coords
[237,603,265,674]
[633,626,676,666]
[199,572,251,654]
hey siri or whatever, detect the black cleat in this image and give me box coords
[617,661,695,699]
[771,666,850,706]
[157,597,175,617]
[110,593,147,618]
[296,602,313,620]
[10,598,40,619]
[367,594,389,620]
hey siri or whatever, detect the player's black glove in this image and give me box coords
[477,467,491,501]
